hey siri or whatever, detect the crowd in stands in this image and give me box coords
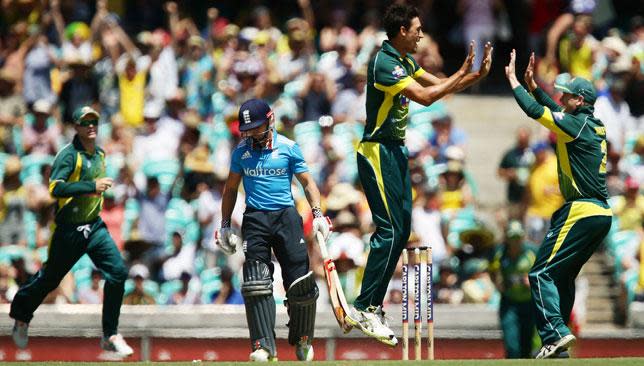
[0,1,641,324]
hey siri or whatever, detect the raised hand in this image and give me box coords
[459,40,476,75]
[505,49,520,88]
[478,41,493,77]
[524,52,538,91]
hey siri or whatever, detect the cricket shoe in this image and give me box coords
[535,334,576,359]
[12,320,29,349]
[345,306,398,347]
[249,348,278,362]
[295,342,314,361]
[100,334,134,358]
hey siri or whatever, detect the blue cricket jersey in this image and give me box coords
[230,131,309,210]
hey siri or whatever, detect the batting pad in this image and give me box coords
[285,271,319,346]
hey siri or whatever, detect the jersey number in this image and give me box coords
[599,140,607,174]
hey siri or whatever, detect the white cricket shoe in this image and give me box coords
[345,306,398,347]
[535,334,576,359]
[100,334,134,357]
[249,348,277,362]
[12,320,29,349]
[295,343,314,361]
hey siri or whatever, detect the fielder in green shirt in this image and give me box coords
[489,220,537,358]
[10,106,134,358]
[505,51,612,359]
[346,3,493,346]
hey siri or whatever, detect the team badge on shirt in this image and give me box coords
[392,65,406,79]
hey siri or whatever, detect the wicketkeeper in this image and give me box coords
[216,99,331,361]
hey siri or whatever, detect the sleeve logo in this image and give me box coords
[552,112,564,122]
[392,65,406,79]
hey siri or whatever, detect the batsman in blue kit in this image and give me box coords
[215,99,331,361]
[506,50,613,359]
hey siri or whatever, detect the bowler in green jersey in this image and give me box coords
[506,51,613,359]
[10,106,134,358]
[346,3,493,346]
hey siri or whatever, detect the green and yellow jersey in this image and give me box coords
[49,135,106,225]
[489,243,537,303]
[512,86,609,203]
[363,40,425,143]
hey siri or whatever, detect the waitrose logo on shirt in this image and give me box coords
[243,167,288,177]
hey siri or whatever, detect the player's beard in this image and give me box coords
[248,127,272,149]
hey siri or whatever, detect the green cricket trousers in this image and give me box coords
[500,297,535,358]
[10,217,127,337]
[355,141,412,310]
[528,199,612,345]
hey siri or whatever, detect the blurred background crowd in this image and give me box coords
[0,0,642,326]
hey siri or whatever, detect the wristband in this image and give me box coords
[221,219,231,228]
[312,206,323,218]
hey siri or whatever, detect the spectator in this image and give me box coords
[123,264,156,305]
[78,269,104,304]
[412,187,449,265]
[498,126,534,220]
[133,176,171,266]
[211,267,243,305]
[0,155,27,246]
[429,114,467,164]
[525,142,563,243]
[594,72,637,155]
[22,99,61,155]
[0,69,26,153]
[159,231,196,282]
[611,177,644,232]
[439,160,474,215]
[167,271,201,305]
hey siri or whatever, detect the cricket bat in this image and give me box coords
[315,231,352,333]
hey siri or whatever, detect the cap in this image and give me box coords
[505,220,525,239]
[143,102,163,119]
[532,141,550,154]
[129,263,149,279]
[72,106,100,124]
[554,73,597,105]
[238,99,273,131]
[33,99,52,114]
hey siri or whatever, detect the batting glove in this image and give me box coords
[215,221,242,256]
[312,207,333,240]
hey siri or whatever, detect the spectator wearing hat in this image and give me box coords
[439,160,474,215]
[123,263,156,305]
[0,69,26,153]
[525,142,563,243]
[611,177,644,233]
[22,99,61,155]
[0,155,27,246]
[498,126,535,220]
[131,102,180,169]
[489,220,537,358]
[10,106,133,357]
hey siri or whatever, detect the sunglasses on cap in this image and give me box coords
[78,119,99,127]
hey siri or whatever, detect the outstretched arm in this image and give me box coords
[524,52,562,112]
[417,41,493,93]
[401,44,475,106]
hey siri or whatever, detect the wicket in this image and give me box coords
[401,246,434,361]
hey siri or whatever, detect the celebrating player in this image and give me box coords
[9,106,133,358]
[505,50,613,358]
[347,3,493,346]
[215,99,331,361]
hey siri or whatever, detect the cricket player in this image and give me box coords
[347,3,493,345]
[215,99,331,361]
[505,50,613,358]
[489,220,537,358]
[10,106,133,357]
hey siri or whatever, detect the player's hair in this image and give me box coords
[383,4,420,39]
